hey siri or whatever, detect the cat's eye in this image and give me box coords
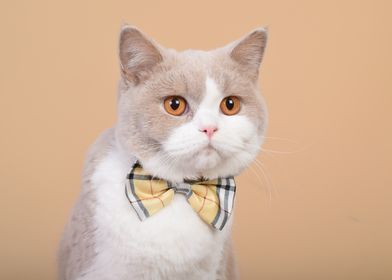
[163,96,187,116]
[220,96,241,115]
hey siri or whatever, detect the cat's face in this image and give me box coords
[116,26,268,182]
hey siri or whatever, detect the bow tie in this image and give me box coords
[125,162,236,230]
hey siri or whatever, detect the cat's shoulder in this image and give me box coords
[83,127,116,184]
[58,128,116,279]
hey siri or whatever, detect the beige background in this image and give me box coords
[1,0,391,279]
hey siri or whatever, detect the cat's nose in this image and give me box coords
[199,126,218,139]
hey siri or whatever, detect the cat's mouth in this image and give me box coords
[188,143,222,170]
[189,143,215,155]
[205,143,219,153]
[198,142,223,157]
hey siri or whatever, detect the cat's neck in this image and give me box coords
[113,144,211,184]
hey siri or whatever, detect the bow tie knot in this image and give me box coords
[125,162,236,230]
[170,181,193,196]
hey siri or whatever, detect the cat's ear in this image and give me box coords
[227,27,268,79]
[119,25,163,85]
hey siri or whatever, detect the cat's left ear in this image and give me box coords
[226,27,268,80]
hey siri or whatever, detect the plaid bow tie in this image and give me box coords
[125,162,236,230]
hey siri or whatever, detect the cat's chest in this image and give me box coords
[90,150,230,267]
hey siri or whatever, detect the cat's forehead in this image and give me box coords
[145,49,255,102]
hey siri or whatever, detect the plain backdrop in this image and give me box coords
[1,1,391,279]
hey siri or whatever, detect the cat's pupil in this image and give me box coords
[226,98,234,110]
[170,98,180,110]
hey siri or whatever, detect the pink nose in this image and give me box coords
[199,126,218,139]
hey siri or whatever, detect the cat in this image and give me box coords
[58,25,268,280]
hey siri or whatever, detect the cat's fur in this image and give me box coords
[58,25,268,280]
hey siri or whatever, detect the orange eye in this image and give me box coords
[220,96,241,115]
[163,96,187,116]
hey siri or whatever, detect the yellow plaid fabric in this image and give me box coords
[125,162,236,230]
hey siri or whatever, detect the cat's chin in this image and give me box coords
[140,148,253,183]
[193,146,221,170]
[141,154,223,183]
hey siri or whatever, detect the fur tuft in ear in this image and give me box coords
[229,27,268,78]
[119,25,163,85]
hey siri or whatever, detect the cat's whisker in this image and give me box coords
[252,157,279,200]
[222,137,302,156]
[222,138,278,202]
[260,135,296,143]
[248,164,273,203]
[260,148,302,154]
[229,153,273,203]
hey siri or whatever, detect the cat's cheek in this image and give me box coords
[215,115,258,146]
[162,122,206,156]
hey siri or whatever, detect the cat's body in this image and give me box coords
[59,26,268,279]
[59,128,237,280]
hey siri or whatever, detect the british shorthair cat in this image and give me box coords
[58,25,268,280]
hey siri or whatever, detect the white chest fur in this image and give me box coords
[82,148,231,280]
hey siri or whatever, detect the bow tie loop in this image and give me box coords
[169,182,193,197]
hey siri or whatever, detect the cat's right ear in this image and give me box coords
[226,27,268,81]
[119,25,163,85]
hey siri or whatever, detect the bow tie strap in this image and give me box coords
[125,162,236,230]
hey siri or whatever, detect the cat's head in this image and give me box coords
[115,26,268,182]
